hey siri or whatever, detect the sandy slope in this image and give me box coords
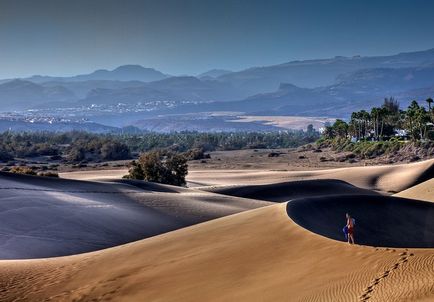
[0,203,433,302]
[0,172,269,259]
[60,169,127,180]
[189,158,434,193]
[287,195,434,248]
[394,178,434,202]
[0,159,433,301]
[61,159,434,194]
[200,179,379,202]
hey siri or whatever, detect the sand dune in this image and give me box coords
[394,178,434,202]
[61,159,434,194]
[287,195,434,248]
[0,158,433,301]
[189,158,434,193]
[0,203,433,301]
[201,179,379,202]
[60,169,127,181]
[0,172,269,259]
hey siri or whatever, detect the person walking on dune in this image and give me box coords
[346,213,355,244]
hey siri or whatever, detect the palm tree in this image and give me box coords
[360,110,370,139]
[350,111,362,140]
[426,98,433,111]
[426,98,433,123]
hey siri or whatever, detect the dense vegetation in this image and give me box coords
[0,129,319,163]
[323,98,433,141]
[319,98,434,159]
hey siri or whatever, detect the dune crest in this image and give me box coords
[189,158,434,193]
[394,178,434,202]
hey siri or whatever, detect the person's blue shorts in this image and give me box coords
[343,226,348,240]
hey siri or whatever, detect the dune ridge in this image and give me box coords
[394,178,434,202]
[200,179,379,202]
[189,158,434,193]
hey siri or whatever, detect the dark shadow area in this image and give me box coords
[202,179,380,202]
[0,172,267,259]
[286,195,434,248]
[412,164,434,188]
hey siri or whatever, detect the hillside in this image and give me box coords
[27,65,168,83]
[216,48,434,94]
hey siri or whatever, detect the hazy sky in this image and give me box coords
[1,0,434,78]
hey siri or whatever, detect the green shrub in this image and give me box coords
[124,151,188,186]
[9,166,37,175]
[37,171,59,178]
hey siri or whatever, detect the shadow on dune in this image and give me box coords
[201,179,380,202]
[286,195,434,248]
[0,172,268,259]
[412,163,434,188]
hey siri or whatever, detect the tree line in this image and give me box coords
[0,129,319,163]
[323,97,434,141]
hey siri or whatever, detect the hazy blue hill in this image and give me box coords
[40,80,147,98]
[27,65,168,83]
[0,80,76,110]
[334,64,434,93]
[216,48,434,96]
[2,48,434,116]
[81,76,244,105]
[72,65,168,82]
[210,64,434,117]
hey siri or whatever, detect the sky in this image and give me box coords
[1,0,434,78]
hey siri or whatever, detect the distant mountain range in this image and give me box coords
[1,48,434,120]
[27,65,168,83]
[150,62,434,117]
[214,48,434,95]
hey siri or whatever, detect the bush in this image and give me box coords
[100,141,131,160]
[37,171,59,177]
[9,166,37,175]
[123,160,145,180]
[183,148,210,160]
[124,151,188,186]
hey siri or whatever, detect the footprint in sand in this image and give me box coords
[359,251,414,301]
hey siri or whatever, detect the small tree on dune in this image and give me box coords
[124,150,188,186]
[125,160,144,180]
